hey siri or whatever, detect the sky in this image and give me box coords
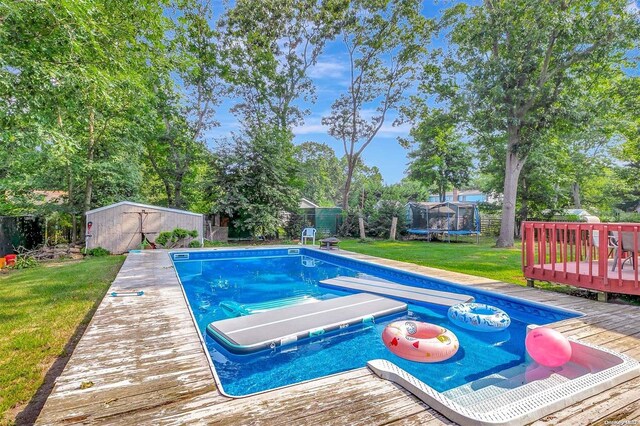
[204,0,640,185]
[203,1,451,185]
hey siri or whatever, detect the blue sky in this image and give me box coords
[204,1,451,184]
[204,0,640,185]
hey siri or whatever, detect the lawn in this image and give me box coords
[0,256,125,425]
[339,236,527,286]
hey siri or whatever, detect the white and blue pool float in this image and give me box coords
[447,303,510,332]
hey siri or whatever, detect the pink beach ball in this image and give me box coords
[525,327,572,367]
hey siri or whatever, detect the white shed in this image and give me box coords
[85,201,204,254]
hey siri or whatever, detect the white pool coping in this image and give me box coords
[367,337,640,426]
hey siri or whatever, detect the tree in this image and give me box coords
[435,0,639,247]
[210,127,302,237]
[406,110,473,202]
[143,0,224,209]
[219,0,348,132]
[294,141,342,206]
[1,0,171,223]
[322,0,434,209]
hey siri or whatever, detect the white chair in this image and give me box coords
[300,227,317,245]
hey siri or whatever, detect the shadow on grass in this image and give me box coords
[14,285,109,426]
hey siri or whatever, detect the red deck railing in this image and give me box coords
[522,221,640,295]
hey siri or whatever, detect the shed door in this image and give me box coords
[122,211,161,252]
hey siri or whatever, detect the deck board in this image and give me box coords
[35,247,640,425]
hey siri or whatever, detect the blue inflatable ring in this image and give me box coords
[448,303,511,333]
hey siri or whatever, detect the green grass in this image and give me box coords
[340,236,527,285]
[0,256,125,425]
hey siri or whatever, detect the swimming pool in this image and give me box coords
[172,248,580,398]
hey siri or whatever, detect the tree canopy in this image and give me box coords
[1,0,639,243]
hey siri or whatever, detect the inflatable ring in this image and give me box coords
[448,303,511,332]
[382,321,459,363]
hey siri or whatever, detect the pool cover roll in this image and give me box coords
[206,293,407,354]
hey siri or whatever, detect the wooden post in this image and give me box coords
[389,217,398,240]
[359,217,366,240]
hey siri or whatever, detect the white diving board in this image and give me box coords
[319,276,474,307]
[206,293,406,354]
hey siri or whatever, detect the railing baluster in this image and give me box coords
[634,226,638,288]
[563,224,568,278]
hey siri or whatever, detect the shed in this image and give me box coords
[85,202,204,254]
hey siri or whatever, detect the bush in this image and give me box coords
[12,255,38,269]
[367,201,407,238]
[155,228,198,248]
[188,240,202,248]
[337,211,363,237]
[284,213,307,239]
[84,247,111,257]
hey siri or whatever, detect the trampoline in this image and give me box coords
[405,202,480,242]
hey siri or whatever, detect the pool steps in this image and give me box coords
[368,338,640,425]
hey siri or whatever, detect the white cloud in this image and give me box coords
[308,59,348,79]
[293,117,327,135]
[376,122,412,138]
[626,1,640,14]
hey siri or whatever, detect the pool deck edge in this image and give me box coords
[35,247,640,425]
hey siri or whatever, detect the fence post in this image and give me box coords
[359,217,366,240]
[389,217,398,240]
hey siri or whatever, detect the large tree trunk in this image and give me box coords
[173,171,185,209]
[83,107,95,215]
[342,157,356,209]
[496,131,526,248]
[68,165,77,243]
[572,182,582,209]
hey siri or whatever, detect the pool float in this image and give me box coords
[448,303,510,332]
[220,295,320,317]
[525,326,572,367]
[382,321,459,363]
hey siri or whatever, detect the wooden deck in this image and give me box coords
[523,221,640,296]
[36,248,640,425]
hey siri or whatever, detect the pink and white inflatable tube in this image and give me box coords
[382,321,459,363]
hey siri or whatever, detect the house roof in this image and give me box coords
[85,201,203,217]
[300,198,320,209]
[33,190,67,205]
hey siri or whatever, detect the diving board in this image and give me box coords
[319,276,474,307]
[207,293,406,354]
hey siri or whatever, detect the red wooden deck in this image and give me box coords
[522,221,640,295]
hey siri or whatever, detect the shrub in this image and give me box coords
[188,240,202,248]
[337,210,363,237]
[155,228,199,249]
[284,213,307,239]
[84,247,111,257]
[367,201,407,238]
[12,255,38,269]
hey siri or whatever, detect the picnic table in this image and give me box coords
[319,237,340,250]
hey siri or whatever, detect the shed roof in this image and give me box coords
[85,201,203,217]
[300,198,320,209]
[407,201,477,209]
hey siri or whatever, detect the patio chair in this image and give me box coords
[300,227,317,246]
[612,231,639,271]
[589,230,617,262]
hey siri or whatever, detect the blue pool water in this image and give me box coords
[173,248,579,397]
